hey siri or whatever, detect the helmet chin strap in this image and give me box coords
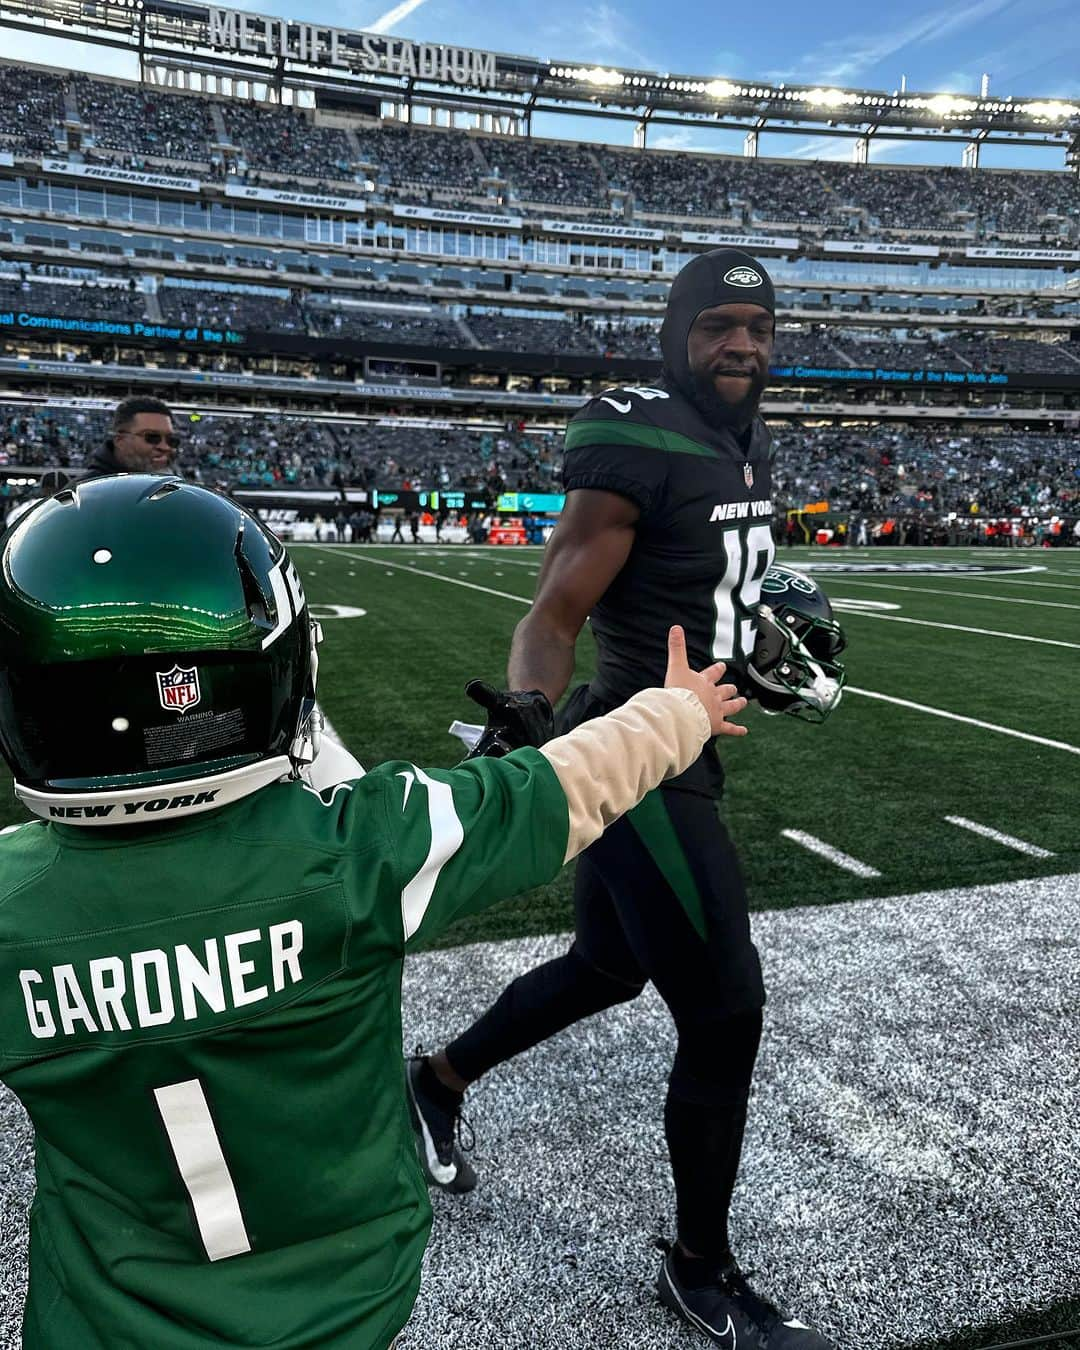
[802,657,843,715]
[289,617,325,774]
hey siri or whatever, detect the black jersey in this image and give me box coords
[560,381,775,794]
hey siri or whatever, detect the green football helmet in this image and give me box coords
[746,564,846,722]
[0,475,322,825]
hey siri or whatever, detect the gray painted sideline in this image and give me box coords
[1,874,1077,1348]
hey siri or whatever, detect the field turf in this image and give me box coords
[0,542,1073,950]
[285,541,1080,952]
[0,541,1077,1350]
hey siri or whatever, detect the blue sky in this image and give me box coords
[7,0,1080,168]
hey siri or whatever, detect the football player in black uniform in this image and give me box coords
[408,250,838,1348]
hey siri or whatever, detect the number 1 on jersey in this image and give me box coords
[711,524,775,664]
[154,1078,252,1262]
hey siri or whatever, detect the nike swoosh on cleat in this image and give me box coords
[407,1070,458,1186]
[662,1264,737,1347]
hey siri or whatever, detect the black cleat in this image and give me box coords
[404,1055,477,1194]
[657,1248,838,1349]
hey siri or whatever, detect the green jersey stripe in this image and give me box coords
[625,790,708,939]
[564,419,717,459]
[400,766,465,940]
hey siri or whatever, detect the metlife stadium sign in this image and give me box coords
[207,9,498,86]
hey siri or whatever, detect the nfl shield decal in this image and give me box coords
[157,665,201,712]
[743,462,754,489]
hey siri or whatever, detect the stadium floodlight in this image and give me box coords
[582,66,623,86]
[705,79,738,98]
[922,94,978,117]
[1023,100,1079,120]
[804,87,856,108]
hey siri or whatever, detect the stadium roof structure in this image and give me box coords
[3,0,1080,162]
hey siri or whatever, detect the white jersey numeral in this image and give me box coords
[154,1078,252,1262]
[711,523,775,663]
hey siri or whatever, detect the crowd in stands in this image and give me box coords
[484,138,603,208]
[0,64,64,157]
[223,104,357,182]
[305,301,464,345]
[73,77,213,164]
[357,125,480,192]
[157,284,306,333]
[5,62,1080,240]
[465,312,602,355]
[3,263,1080,375]
[771,425,1079,517]
[0,274,145,322]
[2,403,1075,520]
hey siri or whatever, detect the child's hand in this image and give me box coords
[664,625,749,738]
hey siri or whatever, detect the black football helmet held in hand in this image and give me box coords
[463,681,555,759]
[746,565,846,722]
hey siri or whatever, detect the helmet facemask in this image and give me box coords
[747,601,846,723]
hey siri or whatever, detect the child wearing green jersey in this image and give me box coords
[0,475,747,1350]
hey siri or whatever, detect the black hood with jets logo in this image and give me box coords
[659,247,776,402]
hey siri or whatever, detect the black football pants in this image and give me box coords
[445,787,765,1263]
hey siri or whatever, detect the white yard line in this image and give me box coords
[825,579,1080,611]
[945,577,1080,593]
[780,829,882,878]
[848,687,1080,756]
[307,546,533,604]
[835,609,1080,650]
[943,816,1055,859]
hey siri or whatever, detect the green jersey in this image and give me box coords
[0,751,569,1349]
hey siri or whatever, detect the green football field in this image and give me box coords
[284,541,1079,953]
[1,541,1075,957]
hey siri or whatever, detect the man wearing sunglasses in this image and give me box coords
[85,396,182,479]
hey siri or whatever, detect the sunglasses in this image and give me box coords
[125,430,182,449]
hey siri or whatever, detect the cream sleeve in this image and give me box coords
[539,687,712,863]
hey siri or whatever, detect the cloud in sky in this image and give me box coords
[366,0,430,35]
[768,0,1018,85]
[545,2,652,69]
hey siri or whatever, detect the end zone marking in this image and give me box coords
[780,829,882,878]
[848,688,1080,756]
[944,816,1055,858]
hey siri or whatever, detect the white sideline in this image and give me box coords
[779,829,882,878]
[834,609,1080,649]
[309,547,532,605]
[826,579,1080,611]
[299,547,1080,757]
[848,688,1080,756]
[944,816,1055,858]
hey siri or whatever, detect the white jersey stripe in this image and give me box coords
[153,1079,251,1262]
[401,767,465,941]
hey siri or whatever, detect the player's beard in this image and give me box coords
[687,367,766,432]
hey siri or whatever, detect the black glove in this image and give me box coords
[463,680,555,760]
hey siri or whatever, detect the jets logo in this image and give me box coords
[724,266,762,288]
[156,665,201,712]
[762,567,816,596]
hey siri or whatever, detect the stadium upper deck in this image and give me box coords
[2,6,1080,424]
